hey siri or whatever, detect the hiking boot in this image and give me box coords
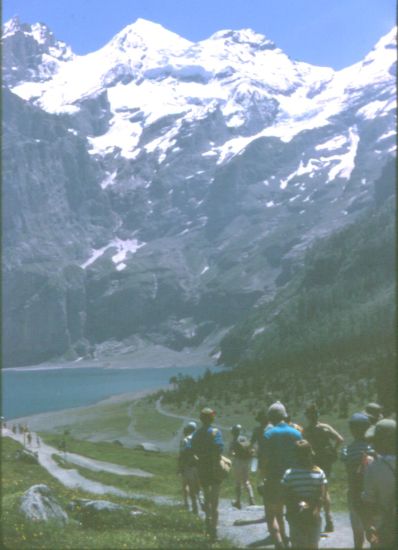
[232,500,241,509]
[324,519,334,532]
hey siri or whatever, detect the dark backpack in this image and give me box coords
[234,436,252,459]
[377,458,396,546]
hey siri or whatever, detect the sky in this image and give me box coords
[2,0,396,69]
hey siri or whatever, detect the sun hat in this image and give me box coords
[365,418,396,440]
[267,401,287,420]
[200,407,216,420]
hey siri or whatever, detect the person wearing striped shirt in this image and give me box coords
[340,413,374,549]
[282,440,327,549]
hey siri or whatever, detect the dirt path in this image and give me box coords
[215,500,367,548]
[2,428,174,505]
[155,397,231,430]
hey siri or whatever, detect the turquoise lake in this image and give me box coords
[2,364,217,420]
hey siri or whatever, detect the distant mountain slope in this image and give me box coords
[2,17,396,366]
[163,169,395,412]
[218,160,396,369]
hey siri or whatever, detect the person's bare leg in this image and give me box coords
[245,480,255,505]
[188,481,198,514]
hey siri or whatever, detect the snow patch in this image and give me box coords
[315,135,348,151]
[100,171,117,189]
[253,326,265,337]
[326,127,359,182]
[81,238,146,269]
[357,99,395,120]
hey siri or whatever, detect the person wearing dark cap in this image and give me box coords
[362,418,396,548]
[303,403,344,532]
[259,401,302,549]
[340,413,375,548]
[191,407,224,541]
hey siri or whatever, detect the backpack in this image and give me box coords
[377,458,396,546]
[233,436,252,459]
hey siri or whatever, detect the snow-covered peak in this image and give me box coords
[2,15,22,38]
[372,26,397,52]
[108,17,192,53]
[209,28,275,49]
[3,16,58,47]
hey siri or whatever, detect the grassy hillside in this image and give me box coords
[1,436,233,549]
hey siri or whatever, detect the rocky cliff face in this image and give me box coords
[2,17,396,366]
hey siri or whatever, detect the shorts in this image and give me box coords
[288,514,321,547]
[182,466,199,485]
[198,465,221,487]
[233,458,251,484]
[262,478,283,505]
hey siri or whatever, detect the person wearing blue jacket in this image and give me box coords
[259,401,302,549]
[191,407,224,541]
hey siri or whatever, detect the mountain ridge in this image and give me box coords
[2,18,396,366]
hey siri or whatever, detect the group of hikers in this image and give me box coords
[177,401,396,548]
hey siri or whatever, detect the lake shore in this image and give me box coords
[6,386,164,428]
[3,342,217,372]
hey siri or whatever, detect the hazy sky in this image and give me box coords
[3,0,396,69]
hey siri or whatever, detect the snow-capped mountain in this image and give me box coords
[2,18,396,366]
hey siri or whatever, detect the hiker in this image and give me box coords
[282,439,327,549]
[229,424,255,509]
[36,434,41,447]
[27,432,32,447]
[303,403,344,532]
[259,401,302,549]
[362,418,396,548]
[340,413,375,548]
[363,403,383,426]
[191,408,224,541]
[250,410,269,477]
[178,421,201,514]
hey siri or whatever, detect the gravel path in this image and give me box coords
[215,500,368,548]
[2,428,174,505]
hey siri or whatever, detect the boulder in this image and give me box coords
[68,499,147,516]
[20,484,68,524]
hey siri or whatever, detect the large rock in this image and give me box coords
[68,498,147,516]
[20,484,68,524]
